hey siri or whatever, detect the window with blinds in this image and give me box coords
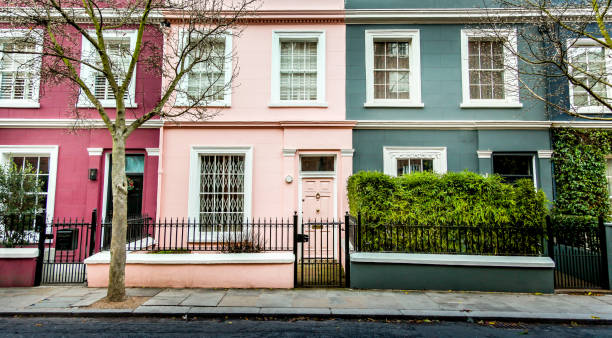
[199,155,245,225]
[93,39,131,101]
[280,41,317,101]
[0,40,36,101]
[468,39,505,100]
[186,39,226,102]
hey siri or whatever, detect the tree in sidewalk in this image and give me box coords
[480,0,612,120]
[0,0,258,301]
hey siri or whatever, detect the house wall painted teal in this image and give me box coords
[346,2,555,201]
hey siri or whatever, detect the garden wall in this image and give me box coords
[85,252,294,288]
[0,248,38,287]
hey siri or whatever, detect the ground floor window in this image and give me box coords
[10,156,49,217]
[492,153,535,184]
[396,158,433,176]
[383,147,447,177]
[199,154,245,225]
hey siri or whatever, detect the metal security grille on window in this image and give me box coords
[187,40,226,102]
[468,40,505,100]
[280,41,317,101]
[11,156,49,217]
[374,41,410,100]
[94,40,130,100]
[570,47,608,107]
[397,158,433,176]
[199,155,245,227]
[0,41,36,100]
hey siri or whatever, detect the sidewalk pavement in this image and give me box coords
[1,286,611,323]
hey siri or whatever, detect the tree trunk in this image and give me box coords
[107,135,128,301]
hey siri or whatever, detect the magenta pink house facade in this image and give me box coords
[0,27,162,223]
[157,0,351,222]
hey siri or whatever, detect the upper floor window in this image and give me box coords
[568,41,611,114]
[270,31,326,107]
[78,30,137,108]
[177,34,232,107]
[365,30,422,108]
[0,30,42,108]
[460,29,521,108]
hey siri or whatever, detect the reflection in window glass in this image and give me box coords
[492,154,534,183]
[10,155,50,216]
[397,158,433,176]
[301,156,335,172]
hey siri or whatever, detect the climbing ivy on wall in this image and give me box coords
[552,128,611,217]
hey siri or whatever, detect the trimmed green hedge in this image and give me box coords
[347,171,548,227]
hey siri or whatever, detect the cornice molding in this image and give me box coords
[87,147,103,156]
[346,8,610,24]
[163,120,357,128]
[355,120,552,130]
[0,118,163,129]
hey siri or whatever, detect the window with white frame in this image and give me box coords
[492,153,535,184]
[78,30,137,108]
[0,30,42,108]
[365,30,422,107]
[0,146,58,222]
[568,41,611,113]
[271,31,326,106]
[178,35,232,106]
[383,147,447,177]
[188,147,252,233]
[460,29,521,108]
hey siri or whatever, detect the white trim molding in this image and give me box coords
[477,150,493,159]
[0,145,59,222]
[383,146,447,176]
[0,118,163,128]
[282,148,297,157]
[341,149,355,157]
[0,248,39,258]
[145,148,160,157]
[270,30,327,107]
[537,150,554,159]
[87,148,103,156]
[355,120,552,130]
[460,29,522,109]
[85,251,295,265]
[364,29,423,108]
[187,146,253,221]
[77,30,138,108]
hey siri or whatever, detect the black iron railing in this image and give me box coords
[101,218,294,252]
[351,216,546,256]
[0,214,44,248]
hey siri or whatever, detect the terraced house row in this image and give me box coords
[0,0,609,227]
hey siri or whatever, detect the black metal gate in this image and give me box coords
[547,216,609,289]
[293,213,350,288]
[37,210,98,284]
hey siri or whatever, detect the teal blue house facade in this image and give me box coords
[346,1,555,199]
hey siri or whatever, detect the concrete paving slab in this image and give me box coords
[594,295,612,306]
[133,306,190,314]
[255,293,296,308]
[259,307,331,315]
[188,307,261,315]
[71,295,107,307]
[126,288,163,297]
[181,291,226,307]
[142,296,188,306]
[291,296,331,308]
[218,295,260,307]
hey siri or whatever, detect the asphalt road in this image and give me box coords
[0,317,610,337]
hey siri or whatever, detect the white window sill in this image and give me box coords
[364,101,424,108]
[460,101,523,109]
[269,101,328,108]
[174,102,231,108]
[77,102,138,109]
[572,106,612,114]
[0,101,40,108]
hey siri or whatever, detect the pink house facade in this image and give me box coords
[0,26,163,225]
[158,0,352,222]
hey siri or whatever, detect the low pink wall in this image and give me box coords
[87,263,293,289]
[0,258,37,287]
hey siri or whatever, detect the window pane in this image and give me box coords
[493,154,534,183]
[423,159,433,172]
[199,154,245,225]
[301,156,335,172]
[397,159,410,176]
[279,41,317,101]
[125,155,145,173]
[372,41,411,101]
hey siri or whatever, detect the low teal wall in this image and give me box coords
[350,253,555,293]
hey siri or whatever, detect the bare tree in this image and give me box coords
[480,0,612,120]
[0,0,258,301]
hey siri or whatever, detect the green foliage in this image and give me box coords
[0,162,44,247]
[552,128,612,217]
[347,171,548,254]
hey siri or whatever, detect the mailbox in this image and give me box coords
[56,229,79,251]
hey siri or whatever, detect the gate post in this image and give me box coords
[344,212,350,288]
[598,217,610,289]
[34,214,47,286]
[89,209,98,256]
[293,211,298,288]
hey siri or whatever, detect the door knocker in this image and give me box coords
[315,192,321,200]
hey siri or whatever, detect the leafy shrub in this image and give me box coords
[347,171,548,254]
